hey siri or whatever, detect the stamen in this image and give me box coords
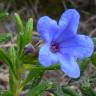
[50,42,59,53]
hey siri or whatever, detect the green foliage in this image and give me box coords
[27,81,53,96]
[53,86,66,96]
[0,12,9,21]
[91,52,96,66]
[79,58,90,74]
[80,84,96,96]
[0,33,11,43]
[51,83,96,96]
[0,13,60,96]
[15,13,33,53]
[24,18,33,45]
[52,85,79,96]
[0,48,11,65]
[93,38,96,46]
[21,64,60,88]
[0,91,3,96]
[0,90,13,96]
[2,91,13,96]
[14,13,24,33]
[8,47,17,69]
[91,37,96,66]
[62,87,79,96]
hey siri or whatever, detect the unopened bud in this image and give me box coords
[24,43,35,54]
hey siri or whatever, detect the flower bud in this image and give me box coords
[24,43,35,54]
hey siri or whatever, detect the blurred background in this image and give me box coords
[0,0,96,35]
[0,0,96,95]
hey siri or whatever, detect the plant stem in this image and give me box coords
[15,81,22,96]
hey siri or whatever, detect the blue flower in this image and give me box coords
[37,9,94,78]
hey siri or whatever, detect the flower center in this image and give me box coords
[50,42,59,53]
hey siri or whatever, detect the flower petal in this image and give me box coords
[37,16,58,42]
[59,9,80,33]
[59,54,80,78]
[60,35,94,58]
[39,44,58,67]
[53,9,80,42]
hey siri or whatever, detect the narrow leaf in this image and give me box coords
[0,48,11,65]
[27,81,53,96]
[14,13,24,33]
[0,33,11,43]
[23,18,33,45]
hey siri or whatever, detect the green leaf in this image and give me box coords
[8,46,17,67]
[14,13,24,52]
[0,48,17,79]
[0,12,9,21]
[21,65,44,88]
[1,91,13,96]
[62,87,79,96]
[16,32,24,52]
[21,64,60,88]
[80,84,96,96]
[8,47,18,92]
[9,69,18,94]
[91,52,96,66]
[0,33,11,43]
[93,38,96,46]
[15,14,33,53]
[79,58,90,74]
[53,86,66,96]
[27,81,53,96]
[23,18,33,45]
[0,91,3,96]
[0,48,11,65]
[23,64,60,71]
[52,85,79,96]
[14,13,24,33]
[22,54,37,64]
[8,46,17,77]
[19,18,33,50]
